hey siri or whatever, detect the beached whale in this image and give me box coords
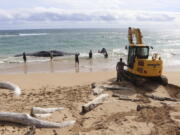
[15,50,76,57]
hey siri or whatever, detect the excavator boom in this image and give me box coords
[128,27,143,45]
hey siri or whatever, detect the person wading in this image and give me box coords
[23,52,27,63]
[116,58,126,82]
[23,52,28,74]
[89,50,92,59]
[50,51,53,61]
[75,53,80,66]
[104,52,108,58]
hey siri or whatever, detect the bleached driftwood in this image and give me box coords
[0,82,21,96]
[0,112,75,128]
[112,94,142,102]
[31,107,64,118]
[82,94,109,113]
[144,94,177,102]
[103,85,133,91]
[91,83,105,95]
[32,113,52,118]
[31,107,64,114]
[92,87,104,95]
[162,102,180,107]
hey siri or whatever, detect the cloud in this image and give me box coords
[0,7,177,23]
[0,7,179,29]
[136,13,175,22]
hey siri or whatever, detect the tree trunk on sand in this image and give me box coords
[103,85,133,91]
[31,107,64,118]
[92,87,104,95]
[31,107,64,114]
[0,82,21,96]
[144,94,177,102]
[0,112,75,128]
[112,94,142,102]
[81,94,109,114]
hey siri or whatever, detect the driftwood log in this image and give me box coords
[91,83,105,95]
[144,94,177,102]
[136,105,155,111]
[32,113,52,118]
[103,85,133,91]
[162,102,180,107]
[0,82,21,96]
[31,107,64,118]
[82,94,109,114]
[31,107,64,114]
[92,87,104,95]
[112,94,142,102]
[0,112,75,128]
[91,84,133,95]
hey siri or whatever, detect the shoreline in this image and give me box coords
[0,71,116,90]
[0,70,179,90]
[0,58,179,75]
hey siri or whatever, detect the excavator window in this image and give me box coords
[128,47,136,68]
[136,47,149,59]
[127,46,149,69]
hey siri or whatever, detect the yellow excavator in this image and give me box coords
[123,27,168,85]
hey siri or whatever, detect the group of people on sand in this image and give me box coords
[22,48,126,81]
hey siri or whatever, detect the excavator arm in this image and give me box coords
[128,27,143,45]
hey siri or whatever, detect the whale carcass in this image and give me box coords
[15,50,75,57]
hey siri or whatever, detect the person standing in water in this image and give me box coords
[23,52,27,63]
[89,50,92,59]
[23,52,27,74]
[75,53,80,72]
[104,52,108,58]
[49,51,54,73]
[50,51,53,61]
[75,53,80,66]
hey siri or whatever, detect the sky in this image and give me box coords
[0,0,180,29]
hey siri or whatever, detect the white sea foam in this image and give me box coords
[164,59,180,66]
[19,33,47,36]
[2,56,49,64]
[112,48,127,56]
[79,53,88,57]
[0,33,47,38]
[0,34,17,38]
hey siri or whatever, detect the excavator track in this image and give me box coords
[158,75,168,86]
[123,71,168,86]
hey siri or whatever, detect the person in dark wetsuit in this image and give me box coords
[50,51,53,61]
[89,50,92,59]
[23,52,27,63]
[116,58,126,82]
[104,52,108,58]
[75,53,80,66]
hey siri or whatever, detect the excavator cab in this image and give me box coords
[128,46,149,68]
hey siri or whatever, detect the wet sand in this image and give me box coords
[0,56,117,74]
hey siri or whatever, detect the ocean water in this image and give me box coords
[0,28,180,73]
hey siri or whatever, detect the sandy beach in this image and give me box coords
[0,70,179,135]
